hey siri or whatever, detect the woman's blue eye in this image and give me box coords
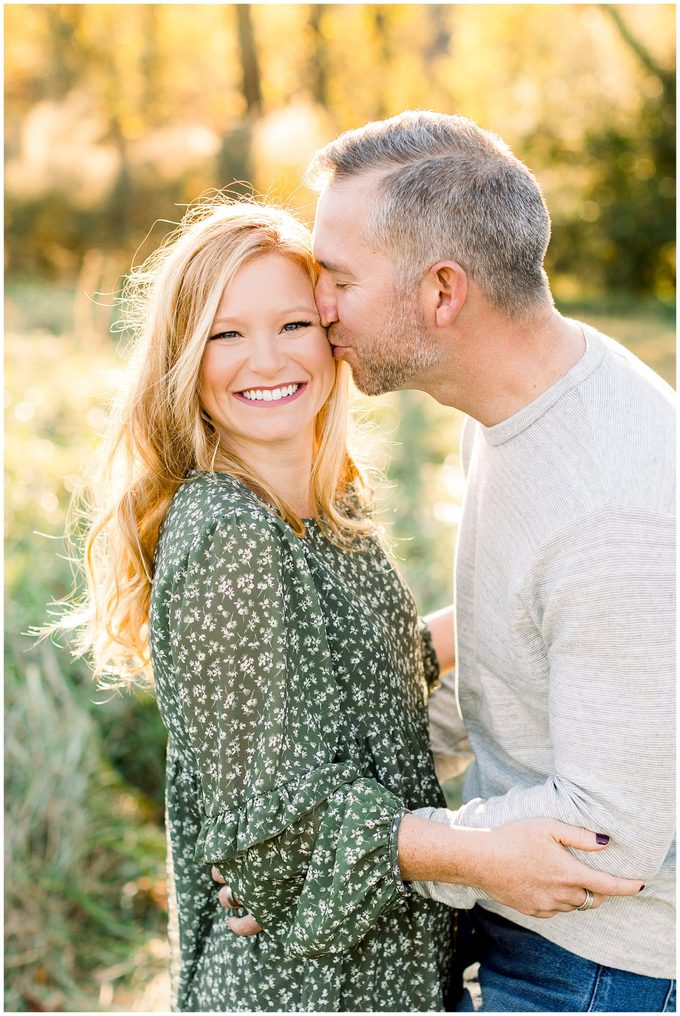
[209,331,241,341]
[208,321,314,341]
[282,320,312,332]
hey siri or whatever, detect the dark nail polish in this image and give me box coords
[638,885,645,892]
[595,833,609,845]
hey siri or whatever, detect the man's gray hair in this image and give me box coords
[306,110,553,318]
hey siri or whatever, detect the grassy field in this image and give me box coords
[5,284,674,1011]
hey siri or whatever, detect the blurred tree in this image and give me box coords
[546,5,675,298]
[372,6,392,118]
[216,4,263,193]
[592,5,674,295]
[308,5,329,106]
[4,4,675,300]
[604,4,673,90]
[426,5,452,62]
[44,4,85,98]
[140,7,162,122]
[236,3,263,115]
[423,5,455,113]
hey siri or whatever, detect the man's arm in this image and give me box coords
[423,604,456,674]
[409,508,675,904]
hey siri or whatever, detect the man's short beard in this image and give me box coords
[349,294,440,397]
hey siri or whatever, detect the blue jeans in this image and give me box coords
[456,907,676,1012]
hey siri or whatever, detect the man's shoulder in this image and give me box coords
[459,326,674,545]
[586,325,675,413]
[571,326,675,510]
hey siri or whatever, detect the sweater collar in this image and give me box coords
[479,323,605,447]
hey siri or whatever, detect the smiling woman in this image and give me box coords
[198,253,335,515]
[58,195,457,1012]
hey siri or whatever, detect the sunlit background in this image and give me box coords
[5,4,675,1011]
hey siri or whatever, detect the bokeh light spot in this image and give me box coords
[14,401,35,422]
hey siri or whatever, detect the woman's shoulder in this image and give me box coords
[157,471,282,562]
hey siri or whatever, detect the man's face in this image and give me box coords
[312,175,441,396]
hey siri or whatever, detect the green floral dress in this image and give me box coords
[149,471,453,1012]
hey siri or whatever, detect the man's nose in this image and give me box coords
[315,272,338,328]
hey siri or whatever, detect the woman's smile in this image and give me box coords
[233,381,307,405]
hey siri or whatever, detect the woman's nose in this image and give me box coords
[248,335,288,375]
[314,271,338,328]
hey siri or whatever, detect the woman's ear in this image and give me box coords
[421,261,467,327]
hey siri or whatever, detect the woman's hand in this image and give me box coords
[469,818,642,917]
[398,814,644,918]
[211,866,263,937]
[213,815,645,934]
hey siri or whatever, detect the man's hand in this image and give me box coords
[211,866,263,937]
[399,815,645,918]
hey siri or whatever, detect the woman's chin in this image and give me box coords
[221,423,314,456]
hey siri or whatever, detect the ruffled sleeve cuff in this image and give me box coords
[194,759,362,864]
[282,780,411,957]
[389,806,412,898]
[196,770,411,958]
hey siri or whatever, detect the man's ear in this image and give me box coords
[422,261,467,327]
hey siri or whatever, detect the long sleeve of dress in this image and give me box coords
[164,510,410,959]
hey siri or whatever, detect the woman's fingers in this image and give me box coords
[579,866,643,898]
[218,890,264,936]
[549,890,608,914]
[211,873,263,935]
[551,824,643,896]
[217,884,242,909]
[227,915,263,937]
[475,819,644,917]
[551,822,613,853]
[530,890,608,918]
[210,869,251,918]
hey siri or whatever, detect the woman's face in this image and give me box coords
[199,253,335,458]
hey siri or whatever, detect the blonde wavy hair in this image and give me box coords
[65,196,373,688]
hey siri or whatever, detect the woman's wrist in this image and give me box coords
[396,811,490,886]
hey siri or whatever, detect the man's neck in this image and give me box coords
[425,307,586,427]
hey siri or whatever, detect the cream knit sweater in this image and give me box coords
[415,324,675,979]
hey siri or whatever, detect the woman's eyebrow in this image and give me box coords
[212,306,318,326]
[211,315,241,326]
[278,305,320,315]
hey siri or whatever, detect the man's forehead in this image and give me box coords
[312,175,380,259]
[315,170,386,217]
[314,181,359,229]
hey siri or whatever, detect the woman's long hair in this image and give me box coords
[64,197,373,689]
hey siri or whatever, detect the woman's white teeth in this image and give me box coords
[241,383,301,401]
